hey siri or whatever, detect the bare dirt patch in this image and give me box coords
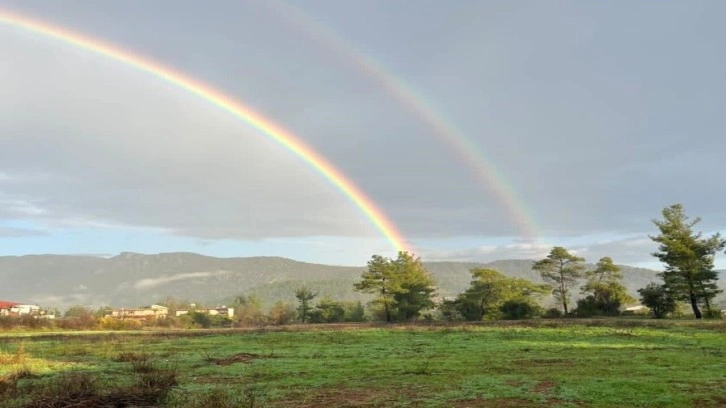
[213,352,263,366]
[451,397,583,407]
[693,396,726,407]
[533,380,557,394]
[451,397,540,407]
[272,388,417,408]
[513,358,575,368]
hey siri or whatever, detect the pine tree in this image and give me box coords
[650,204,725,319]
[533,246,586,315]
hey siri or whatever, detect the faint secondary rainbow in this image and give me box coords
[0,9,411,254]
[266,1,540,241]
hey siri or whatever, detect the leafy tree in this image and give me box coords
[344,301,367,322]
[232,294,266,326]
[189,311,212,328]
[638,283,677,318]
[577,281,635,316]
[295,286,318,323]
[354,252,437,322]
[533,246,586,315]
[454,269,508,320]
[309,297,346,323]
[268,301,297,325]
[586,257,622,283]
[309,299,368,323]
[438,299,463,322]
[577,257,634,316]
[391,252,437,321]
[650,204,725,319]
[453,269,548,321]
[355,254,396,322]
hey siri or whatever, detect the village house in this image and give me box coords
[175,306,234,318]
[10,304,41,315]
[0,301,19,316]
[107,304,169,320]
[0,301,42,316]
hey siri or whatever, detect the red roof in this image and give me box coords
[0,301,19,309]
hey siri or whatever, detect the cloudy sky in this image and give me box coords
[0,1,724,268]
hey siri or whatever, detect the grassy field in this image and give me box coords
[0,320,724,407]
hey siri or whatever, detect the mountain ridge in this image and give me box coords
[0,252,720,310]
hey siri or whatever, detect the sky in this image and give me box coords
[0,1,725,269]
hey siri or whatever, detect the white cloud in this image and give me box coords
[0,30,371,240]
[423,240,552,262]
[134,271,232,290]
[2,2,726,251]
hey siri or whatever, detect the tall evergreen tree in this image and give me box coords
[533,246,586,315]
[354,252,437,322]
[294,286,318,323]
[354,254,397,322]
[650,204,725,319]
[586,257,622,283]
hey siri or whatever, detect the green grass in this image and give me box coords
[0,320,724,407]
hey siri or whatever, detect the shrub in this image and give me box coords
[544,308,563,318]
[500,300,541,320]
[703,309,723,319]
[97,316,143,330]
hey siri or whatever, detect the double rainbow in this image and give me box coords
[0,9,410,253]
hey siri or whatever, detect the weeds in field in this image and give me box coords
[0,322,724,407]
[168,384,269,408]
[0,351,179,408]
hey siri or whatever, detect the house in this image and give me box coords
[0,301,20,316]
[10,304,40,316]
[0,301,40,316]
[176,306,234,318]
[107,304,169,320]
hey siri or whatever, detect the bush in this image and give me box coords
[574,295,622,317]
[637,283,676,318]
[0,316,55,330]
[268,301,297,325]
[500,300,541,320]
[96,316,142,330]
[544,308,564,318]
[703,309,723,319]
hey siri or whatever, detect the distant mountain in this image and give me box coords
[0,252,720,310]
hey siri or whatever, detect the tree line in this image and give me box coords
[1,203,721,331]
[339,203,723,321]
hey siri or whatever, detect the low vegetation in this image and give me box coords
[0,320,724,407]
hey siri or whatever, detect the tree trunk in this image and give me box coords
[703,296,712,314]
[563,299,568,315]
[689,292,702,319]
[384,299,391,323]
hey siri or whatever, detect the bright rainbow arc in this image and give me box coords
[0,9,411,254]
[267,1,539,241]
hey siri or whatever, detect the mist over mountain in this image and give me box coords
[2,251,704,310]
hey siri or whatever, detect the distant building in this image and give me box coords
[107,304,169,320]
[176,306,234,318]
[0,301,20,316]
[10,304,40,315]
